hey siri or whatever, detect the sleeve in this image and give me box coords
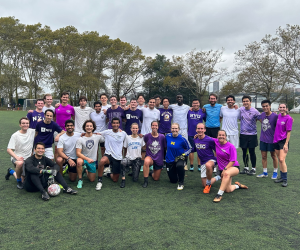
[203,111,206,122]
[286,116,293,131]
[27,112,32,120]
[144,134,148,144]
[7,134,16,149]
[255,109,261,120]
[96,134,105,143]
[45,157,56,168]
[220,107,223,117]
[139,110,143,123]
[168,104,174,109]
[237,109,241,120]
[25,157,41,174]
[229,144,237,162]
[35,122,40,132]
[182,136,192,156]
[75,138,83,149]
[141,138,145,147]
[100,130,108,137]
[121,109,126,119]
[123,136,128,148]
[54,122,63,133]
[70,106,75,116]
[57,137,64,149]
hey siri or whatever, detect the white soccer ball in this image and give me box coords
[48,184,61,197]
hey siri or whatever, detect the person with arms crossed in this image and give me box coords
[6,117,36,189]
[27,99,45,129]
[273,103,293,187]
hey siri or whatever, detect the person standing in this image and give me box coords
[124,98,143,135]
[140,97,160,136]
[55,92,75,131]
[158,97,173,135]
[27,99,45,129]
[105,95,126,130]
[74,96,94,133]
[42,94,55,113]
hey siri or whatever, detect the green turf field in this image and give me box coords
[0,111,299,250]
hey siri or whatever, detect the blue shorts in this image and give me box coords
[188,136,195,153]
[260,141,274,152]
[83,160,98,173]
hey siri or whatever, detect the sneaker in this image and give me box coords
[247,169,256,176]
[120,180,125,188]
[177,184,184,190]
[82,165,87,177]
[150,166,153,171]
[63,187,78,194]
[77,180,83,189]
[5,168,12,180]
[271,172,278,180]
[104,167,111,174]
[62,165,68,175]
[235,181,248,189]
[184,165,188,171]
[198,167,201,172]
[58,184,63,189]
[189,167,194,172]
[42,191,50,201]
[203,185,211,194]
[282,180,288,187]
[140,166,143,172]
[17,181,23,189]
[142,180,148,188]
[274,178,283,183]
[256,173,268,178]
[213,167,217,173]
[95,181,103,191]
[213,194,222,202]
[240,168,249,174]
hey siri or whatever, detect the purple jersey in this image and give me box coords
[35,121,62,148]
[213,138,239,170]
[187,109,206,136]
[194,135,216,165]
[107,106,125,130]
[260,112,278,143]
[240,107,260,135]
[158,108,173,134]
[27,111,45,129]
[273,113,293,143]
[124,109,143,135]
[55,104,75,131]
[144,133,166,166]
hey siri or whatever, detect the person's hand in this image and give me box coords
[118,128,123,132]
[55,103,60,108]
[202,108,206,113]
[189,107,193,111]
[81,133,86,137]
[87,158,94,164]
[283,144,289,152]
[41,169,57,176]
[28,110,33,113]
[138,134,144,138]
[193,134,198,139]
[16,156,24,161]
[37,118,43,122]
[233,104,239,110]
[68,159,76,167]
[103,109,107,115]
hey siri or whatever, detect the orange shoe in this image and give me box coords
[203,184,211,194]
[235,181,248,189]
[213,194,222,203]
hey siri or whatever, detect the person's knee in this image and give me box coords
[278,158,285,164]
[153,175,160,181]
[15,161,24,169]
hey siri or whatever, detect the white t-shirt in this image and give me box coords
[123,135,145,160]
[101,129,127,160]
[42,106,55,113]
[74,106,94,133]
[140,107,160,135]
[57,132,81,159]
[137,105,144,110]
[76,134,104,161]
[220,106,241,135]
[101,104,111,112]
[7,129,35,160]
[90,111,107,132]
[169,104,190,130]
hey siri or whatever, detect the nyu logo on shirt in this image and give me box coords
[41,127,52,133]
[190,114,202,119]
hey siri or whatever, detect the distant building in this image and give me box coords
[213,81,219,94]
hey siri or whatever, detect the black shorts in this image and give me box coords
[274,138,289,150]
[240,134,258,148]
[206,127,220,138]
[104,154,121,174]
[64,159,77,173]
[100,142,105,148]
[219,166,240,176]
[153,162,163,170]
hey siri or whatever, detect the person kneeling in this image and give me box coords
[24,142,77,201]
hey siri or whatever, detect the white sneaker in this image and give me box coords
[95,182,103,191]
[177,184,184,190]
[184,165,188,171]
[104,167,111,174]
[213,167,217,173]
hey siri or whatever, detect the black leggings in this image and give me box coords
[242,148,256,168]
[121,158,141,182]
[166,159,185,185]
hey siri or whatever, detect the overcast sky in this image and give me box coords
[1,0,300,76]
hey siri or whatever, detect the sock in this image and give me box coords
[107,173,111,178]
[281,172,287,180]
[273,168,278,173]
[190,165,193,169]
[280,171,282,178]
[263,168,267,174]
[214,175,221,181]
[144,177,148,182]
[17,178,22,183]
[121,179,125,182]
[149,171,153,177]
[9,169,15,175]
[206,179,211,185]
[98,177,102,182]
[235,184,240,189]
[79,178,82,181]
[217,190,224,196]
[198,165,201,169]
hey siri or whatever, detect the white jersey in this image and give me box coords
[123,135,145,160]
[169,104,190,130]
[220,106,241,135]
[140,107,160,135]
[90,111,107,132]
[74,106,94,133]
[7,129,35,160]
[101,104,111,113]
[57,132,81,159]
[76,134,104,161]
[137,105,144,110]
[42,106,55,113]
[101,129,127,160]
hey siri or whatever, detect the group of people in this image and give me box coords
[6,92,293,203]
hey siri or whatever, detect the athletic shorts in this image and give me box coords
[260,141,275,152]
[11,158,25,176]
[64,159,77,173]
[206,127,220,138]
[200,160,216,178]
[83,160,98,173]
[227,134,239,149]
[239,134,258,149]
[45,147,54,159]
[274,138,289,150]
[153,162,163,170]
[219,165,240,176]
[179,128,188,140]
[100,142,105,148]
[104,154,121,174]
[188,136,196,153]
[54,131,59,146]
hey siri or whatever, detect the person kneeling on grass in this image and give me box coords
[120,123,144,188]
[212,130,248,203]
[24,142,77,201]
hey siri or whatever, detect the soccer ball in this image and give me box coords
[48,184,61,197]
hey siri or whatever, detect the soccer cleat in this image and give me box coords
[77,180,83,189]
[63,187,78,194]
[120,180,125,188]
[235,181,248,189]
[177,184,184,190]
[104,167,111,174]
[274,178,283,183]
[140,166,143,172]
[213,194,223,203]
[142,180,148,188]
[247,169,256,176]
[95,181,103,190]
[42,191,50,201]
[256,173,268,178]
[271,172,278,180]
[58,184,63,189]
[17,181,23,189]
[62,164,68,175]
[282,180,288,187]
[213,167,217,173]
[198,167,201,172]
[82,165,87,177]
[203,185,211,194]
[5,168,12,180]
[184,165,188,171]
[189,167,194,172]
[240,168,249,174]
